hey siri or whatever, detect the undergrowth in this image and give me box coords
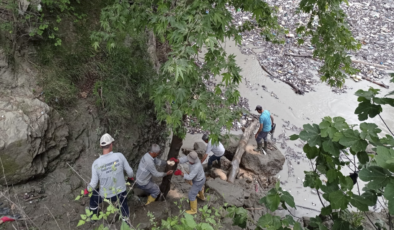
[27,0,155,128]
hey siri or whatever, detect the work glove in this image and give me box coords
[169,157,179,163]
[127,177,134,184]
[84,188,89,195]
[174,169,182,176]
[0,216,16,223]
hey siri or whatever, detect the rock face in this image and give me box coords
[0,96,68,185]
[240,146,285,176]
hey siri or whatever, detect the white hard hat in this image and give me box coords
[100,133,114,146]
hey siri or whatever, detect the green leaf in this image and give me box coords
[200,223,214,230]
[332,219,351,230]
[350,195,369,211]
[290,134,299,140]
[332,117,349,130]
[303,144,319,159]
[359,166,391,188]
[355,89,379,100]
[77,220,85,227]
[321,205,332,216]
[299,124,321,146]
[328,191,349,209]
[256,214,281,229]
[355,101,382,121]
[375,146,394,172]
[360,123,381,142]
[293,222,303,230]
[121,221,131,230]
[282,215,295,226]
[357,151,369,164]
[228,207,248,228]
[339,175,354,190]
[260,189,281,212]
[304,171,321,189]
[384,181,394,214]
[75,195,81,201]
[322,140,341,157]
[184,213,197,228]
[281,191,295,208]
[339,129,367,153]
[326,169,337,183]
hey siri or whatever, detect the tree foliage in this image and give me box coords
[90,0,360,141]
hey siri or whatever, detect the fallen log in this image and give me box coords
[282,80,305,95]
[361,76,389,89]
[227,119,259,183]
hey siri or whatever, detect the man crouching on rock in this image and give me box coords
[172,151,206,214]
[254,105,274,153]
[84,133,134,226]
[135,144,173,205]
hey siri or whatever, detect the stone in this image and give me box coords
[0,96,68,185]
[210,168,228,181]
[193,141,206,159]
[240,146,285,176]
[206,178,244,206]
[219,156,232,171]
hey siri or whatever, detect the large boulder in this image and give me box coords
[240,145,285,176]
[0,96,68,185]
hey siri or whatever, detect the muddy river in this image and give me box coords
[180,40,394,217]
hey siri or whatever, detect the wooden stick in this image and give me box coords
[361,77,389,89]
[227,119,259,183]
[24,195,46,202]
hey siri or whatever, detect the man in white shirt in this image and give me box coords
[200,134,225,171]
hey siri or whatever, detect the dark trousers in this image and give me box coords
[208,155,222,167]
[89,190,129,218]
[256,131,269,143]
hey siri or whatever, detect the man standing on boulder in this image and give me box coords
[200,134,225,171]
[254,105,274,153]
[135,144,173,205]
[172,151,206,214]
[84,133,134,226]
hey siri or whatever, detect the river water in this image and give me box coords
[181,39,394,217]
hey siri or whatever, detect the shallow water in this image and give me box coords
[183,39,394,217]
[229,39,394,217]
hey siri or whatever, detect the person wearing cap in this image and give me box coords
[135,144,174,205]
[84,133,134,226]
[254,105,274,153]
[200,134,225,171]
[173,151,206,214]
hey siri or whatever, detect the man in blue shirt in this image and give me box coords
[254,105,274,153]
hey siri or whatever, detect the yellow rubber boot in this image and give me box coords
[197,190,205,201]
[145,195,156,205]
[186,200,197,215]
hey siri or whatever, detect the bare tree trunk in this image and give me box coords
[227,119,259,183]
[158,133,183,199]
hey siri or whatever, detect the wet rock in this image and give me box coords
[0,97,68,185]
[240,147,285,177]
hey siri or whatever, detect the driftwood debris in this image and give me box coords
[284,53,392,89]
[227,119,259,183]
[361,76,389,89]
